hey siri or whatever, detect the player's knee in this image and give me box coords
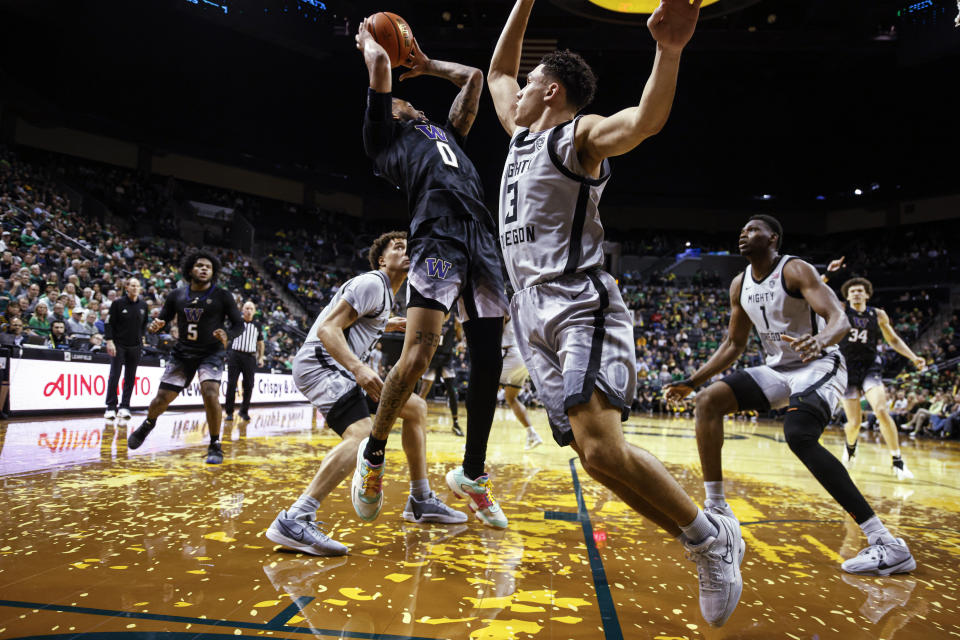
[577,437,621,475]
[405,393,428,422]
[695,387,727,418]
[783,394,829,455]
[398,351,432,380]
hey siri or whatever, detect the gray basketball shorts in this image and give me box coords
[511,269,637,446]
[723,352,847,423]
[499,345,528,388]
[406,216,507,321]
[292,347,375,435]
[159,350,225,392]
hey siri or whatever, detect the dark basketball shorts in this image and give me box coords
[843,362,884,400]
[406,216,507,321]
[159,350,226,393]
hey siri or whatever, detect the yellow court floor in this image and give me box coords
[0,402,958,640]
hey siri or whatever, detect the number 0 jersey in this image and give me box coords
[839,304,882,370]
[498,116,611,291]
[739,255,838,369]
[362,89,496,237]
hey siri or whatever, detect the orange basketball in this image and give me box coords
[369,12,414,68]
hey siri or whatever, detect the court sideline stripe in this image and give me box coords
[0,599,440,640]
[568,457,624,640]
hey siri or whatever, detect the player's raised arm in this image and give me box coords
[356,17,391,93]
[877,308,926,370]
[399,41,483,137]
[575,0,701,168]
[488,0,535,136]
[782,260,851,362]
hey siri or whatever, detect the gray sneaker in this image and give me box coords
[684,512,744,628]
[704,499,737,521]
[402,492,469,524]
[266,510,348,556]
[841,537,916,576]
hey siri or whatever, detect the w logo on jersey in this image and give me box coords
[425,257,452,280]
[184,307,204,323]
[414,124,448,142]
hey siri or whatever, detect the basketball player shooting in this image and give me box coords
[353,18,509,528]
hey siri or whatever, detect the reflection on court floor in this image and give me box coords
[0,403,957,639]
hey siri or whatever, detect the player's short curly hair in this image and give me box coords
[841,277,873,299]
[181,250,221,284]
[368,231,407,271]
[540,49,597,112]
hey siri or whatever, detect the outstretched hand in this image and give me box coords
[826,256,846,273]
[399,39,430,81]
[648,0,702,53]
[355,17,381,54]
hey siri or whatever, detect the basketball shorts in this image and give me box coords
[406,216,507,321]
[843,362,883,400]
[722,352,847,424]
[422,362,456,382]
[292,347,377,435]
[499,344,528,388]
[159,349,225,392]
[511,269,636,446]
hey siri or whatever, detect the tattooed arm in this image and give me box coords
[398,41,483,138]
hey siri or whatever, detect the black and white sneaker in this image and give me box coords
[402,492,469,524]
[266,510,348,556]
[842,537,916,576]
[205,440,224,465]
[127,419,156,449]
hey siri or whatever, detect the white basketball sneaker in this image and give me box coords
[684,513,745,627]
[841,537,916,576]
[892,461,914,480]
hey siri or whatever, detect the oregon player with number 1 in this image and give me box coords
[353,18,509,528]
[127,252,244,464]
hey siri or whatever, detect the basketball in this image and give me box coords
[369,11,414,68]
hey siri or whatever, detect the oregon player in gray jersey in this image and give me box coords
[489,0,744,629]
[666,215,916,578]
[266,232,466,557]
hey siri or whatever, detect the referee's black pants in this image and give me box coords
[106,345,142,410]
[225,350,256,416]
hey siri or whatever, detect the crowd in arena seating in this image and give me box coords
[0,145,306,373]
[1,142,957,437]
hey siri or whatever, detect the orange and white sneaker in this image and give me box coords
[445,467,508,529]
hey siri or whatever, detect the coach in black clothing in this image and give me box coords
[224,300,264,421]
[104,278,148,420]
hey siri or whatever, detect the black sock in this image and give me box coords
[846,443,857,457]
[444,377,459,420]
[142,418,155,428]
[364,435,388,466]
[210,435,220,445]
[892,455,904,469]
[462,317,503,480]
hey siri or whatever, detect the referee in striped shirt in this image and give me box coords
[224,300,264,421]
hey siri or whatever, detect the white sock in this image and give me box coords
[526,426,537,437]
[860,515,895,545]
[410,478,431,501]
[289,494,320,520]
[891,449,901,458]
[704,481,726,504]
[680,508,718,545]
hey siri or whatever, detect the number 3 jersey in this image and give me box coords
[839,304,882,371]
[362,89,496,237]
[739,255,838,369]
[498,117,611,291]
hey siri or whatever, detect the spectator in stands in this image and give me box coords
[1,316,25,349]
[66,306,87,337]
[81,333,105,353]
[20,221,40,248]
[908,391,947,436]
[27,301,51,337]
[96,308,109,333]
[0,230,9,252]
[18,282,40,314]
[45,320,69,350]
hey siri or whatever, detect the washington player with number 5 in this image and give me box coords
[354,18,509,528]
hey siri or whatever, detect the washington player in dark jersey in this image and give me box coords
[834,276,926,479]
[127,252,243,464]
[354,21,509,528]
